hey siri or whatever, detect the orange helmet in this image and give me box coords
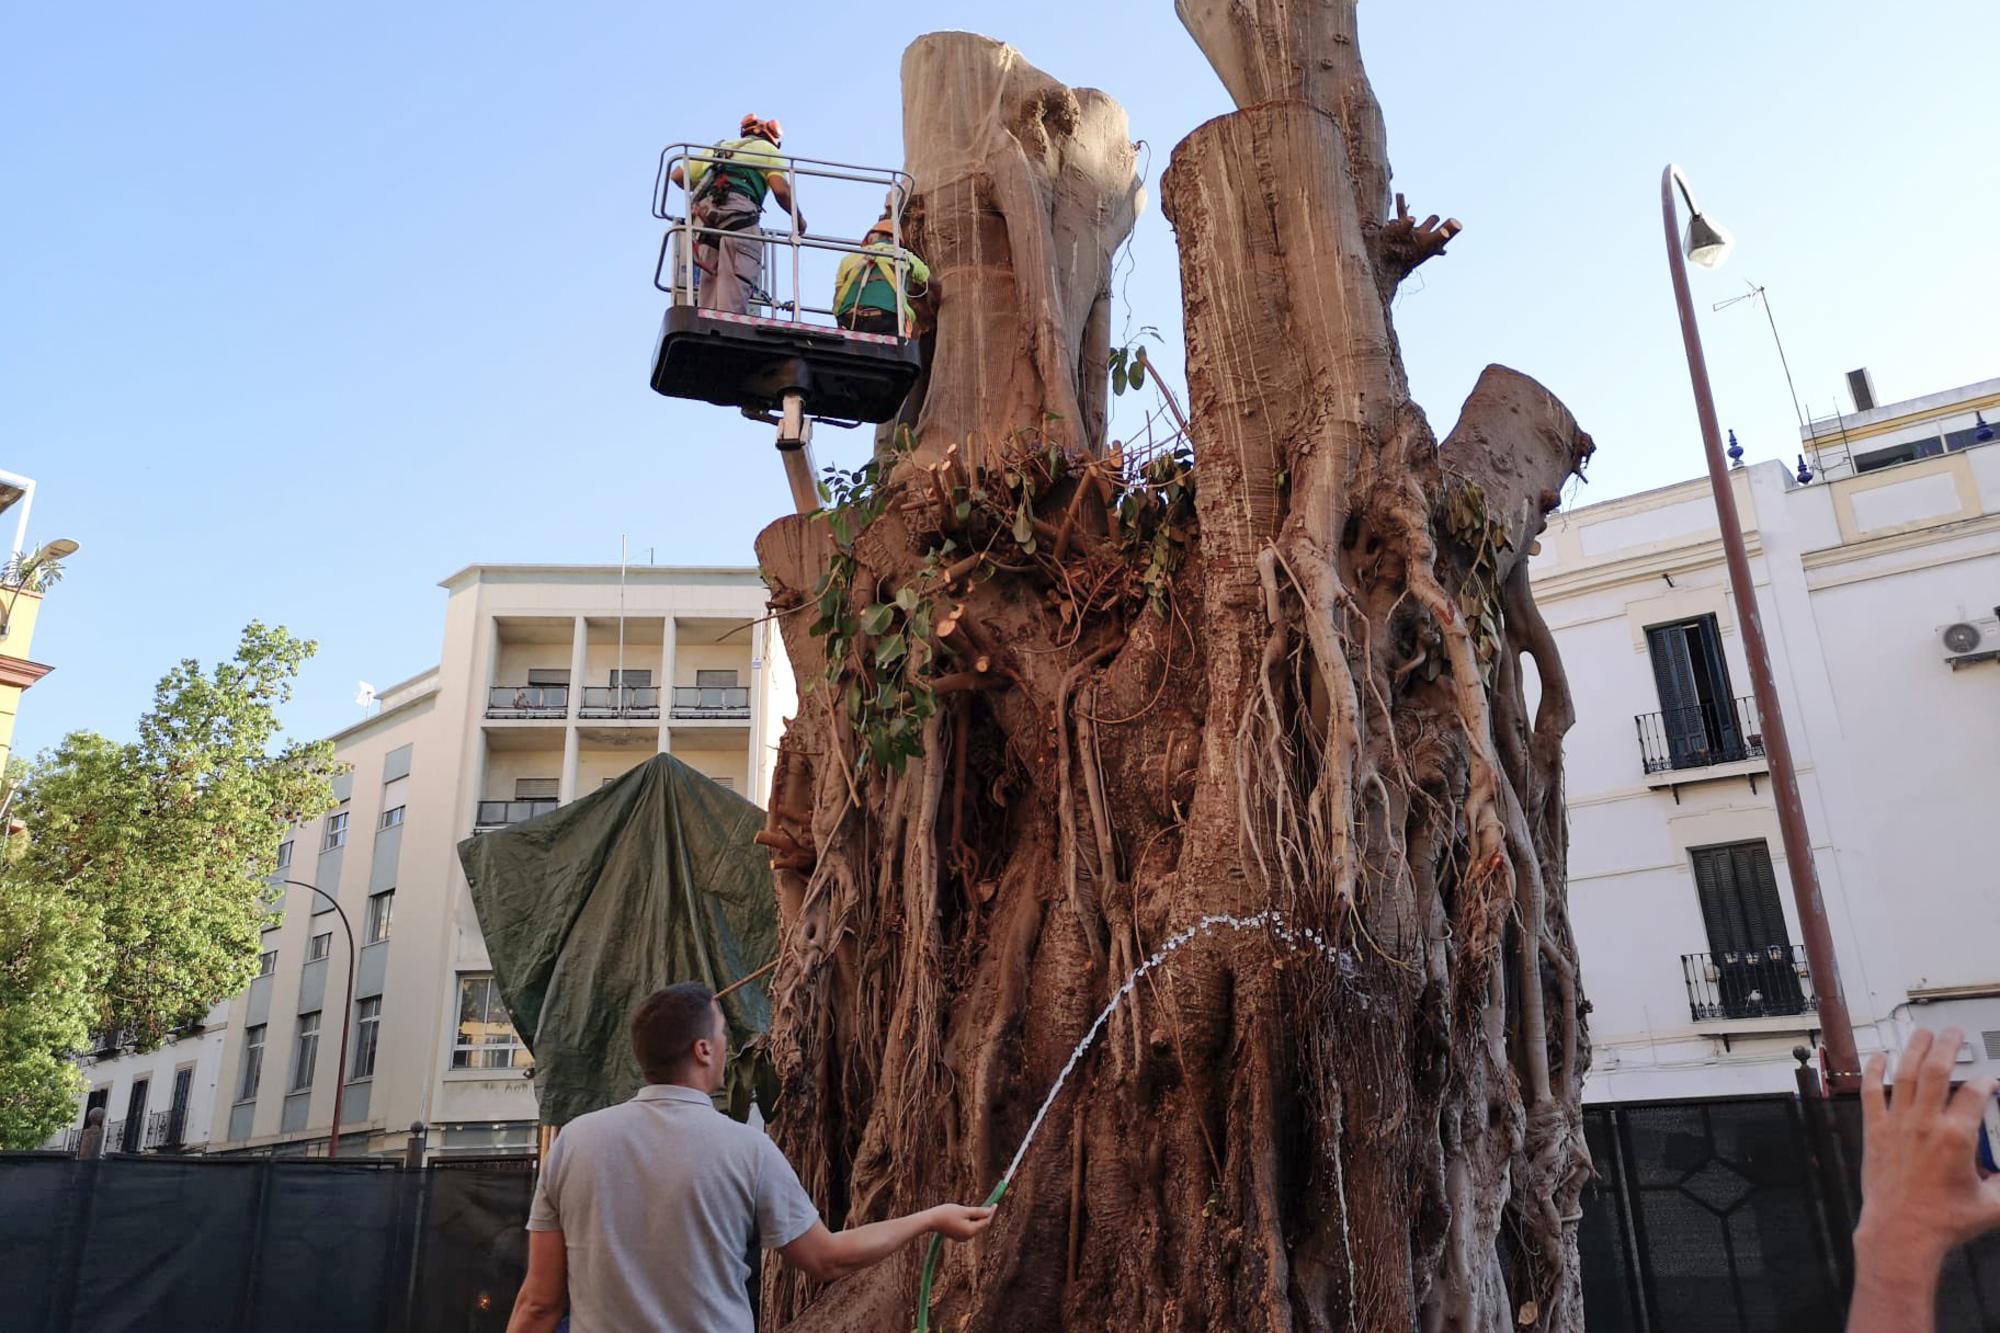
[740,114,782,145]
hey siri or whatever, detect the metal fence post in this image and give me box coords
[404,1120,427,1170]
[1795,1050,1855,1305]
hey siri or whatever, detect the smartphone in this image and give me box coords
[1979,1092,2000,1175]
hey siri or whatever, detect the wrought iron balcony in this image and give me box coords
[473,798,558,832]
[669,685,751,720]
[579,685,661,719]
[1681,945,1817,1022]
[1635,694,1765,775]
[142,1107,188,1151]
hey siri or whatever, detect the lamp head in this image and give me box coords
[1684,211,1734,269]
[41,539,79,560]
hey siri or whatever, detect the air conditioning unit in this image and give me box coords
[1939,615,2000,667]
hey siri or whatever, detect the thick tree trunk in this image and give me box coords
[756,10,1594,1332]
[894,33,1143,470]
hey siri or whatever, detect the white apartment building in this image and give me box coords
[1537,372,2000,1102]
[49,564,793,1158]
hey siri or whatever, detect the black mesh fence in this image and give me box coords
[1581,1093,2000,1332]
[0,1153,532,1333]
[18,1095,2000,1330]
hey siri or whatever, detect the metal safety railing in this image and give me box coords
[669,685,751,719]
[473,798,557,831]
[485,684,568,718]
[1635,694,1764,774]
[1681,945,1816,1022]
[652,143,919,334]
[579,685,660,718]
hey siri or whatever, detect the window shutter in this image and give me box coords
[1691,841,1787,955]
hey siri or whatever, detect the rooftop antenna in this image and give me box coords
[1713,281,1810,466]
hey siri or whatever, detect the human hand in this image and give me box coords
[927,1204,996,1241]
[1857,1028,2000,1266]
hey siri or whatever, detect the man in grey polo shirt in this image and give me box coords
[507,982,994,1332]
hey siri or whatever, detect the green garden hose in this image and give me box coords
[914,1177,1010,1332]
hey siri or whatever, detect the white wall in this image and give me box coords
[1535,449,2000,1103]
[45,1003,229,1153]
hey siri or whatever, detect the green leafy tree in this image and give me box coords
[0,623,338,1147]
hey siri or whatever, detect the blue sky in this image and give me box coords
[5,2,1995,755]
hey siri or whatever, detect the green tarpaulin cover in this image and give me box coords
[457,754,777,1128]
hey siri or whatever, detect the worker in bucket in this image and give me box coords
[668,115,807,316]
[832,210,930,337]
[505,982,993,1333]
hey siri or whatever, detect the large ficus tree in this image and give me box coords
[753,5,1597,1331]
[0,623,338,1147]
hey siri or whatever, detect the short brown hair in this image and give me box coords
[631,983,721,1082]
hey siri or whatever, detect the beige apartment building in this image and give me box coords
[52,564,793,1159]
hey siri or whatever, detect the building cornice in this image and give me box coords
[1799,511,2000,586]
[437,563,763,591]
[0,654,53,689]
[1530,532,1767,602]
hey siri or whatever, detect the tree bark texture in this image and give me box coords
[894,33,1143,471]
[755,9,1595,1331]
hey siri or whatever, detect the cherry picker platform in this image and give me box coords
[649,145,920,512]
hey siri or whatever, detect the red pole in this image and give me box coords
[1659,166,1861,1092]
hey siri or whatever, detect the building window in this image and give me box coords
[1689,840,1805,1017]
[239,1025,266,1101]
[515,777,559,801]
[1643,615,1747,770]
[452,973,531,1070]
[321,809,349,851]
[290,1012,320,1093]
[379,775,409,830]
[352,997,381,1079]
[121,1078,150,1153]
[609,668,653,687]
[257,949,277,978]
[364,890,394,945]
[275,840,293,870]
[525,667,570,687]
[307,931,332,963]
[694,669,739,689]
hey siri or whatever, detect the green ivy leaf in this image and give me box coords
[876,634,907,668]
[860,603,896,636]
[895,585,919,613]
[1013,503,1034,547]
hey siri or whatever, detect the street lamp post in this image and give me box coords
[1660,164,1861,1091]
[279,879,357,1157]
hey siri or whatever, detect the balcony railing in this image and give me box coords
[485,684,569,719]
[1635,695,1765,775]
[143,1107,187,1151]
[473,798,558,831]
[670,685,751,720]
[579,685,661,719]
[1681,945,1817,1022]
